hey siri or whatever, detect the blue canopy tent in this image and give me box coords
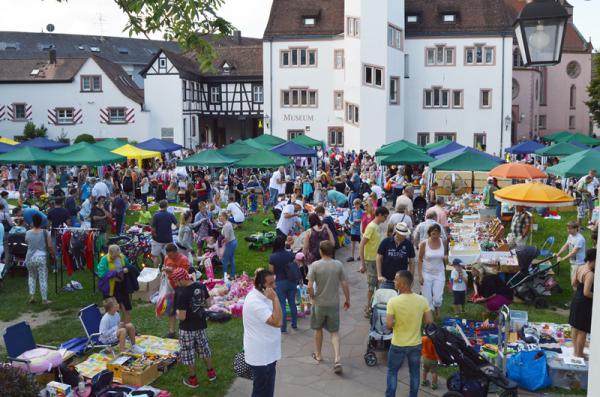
[136,138,183,153]
[505,140,545,155]
[428,141,464,157]
[17,137,68,150]
[0,142,16,154]
[271,141,317,177]
[442,146,504,163]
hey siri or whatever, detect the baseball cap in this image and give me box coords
[295,252,305,261]
[394,222,411,237]
[452,259,464,267]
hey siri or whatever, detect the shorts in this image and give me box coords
[422,357,438,374]
[350,234,361,242]
[365,261,377,292]
[453,290,466,305]
[113,281,133,311]
[577,203,587,219]
[310,305,340,333]
[151,241,168,257]
[179,329,212,365]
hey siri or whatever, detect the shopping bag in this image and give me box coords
[155,273,175,318]
[506,350,551,391]
[233,351,253,380]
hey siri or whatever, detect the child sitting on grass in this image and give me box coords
[421,334,439,390]
[99,297,145,354]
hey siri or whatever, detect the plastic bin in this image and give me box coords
[510,310,528,332]
[547,356,588,390]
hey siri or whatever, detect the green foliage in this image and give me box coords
[57,131,70,144]
[0,364,41,397]
[586,52,600,127]
[74,133,96,144]
[22,122,48,140]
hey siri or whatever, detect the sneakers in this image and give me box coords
[130,344,146,355]
[207,368,217,382]
[183,376,199,388]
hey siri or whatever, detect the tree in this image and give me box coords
[74,133,96,144]
[57,0,234,70]
[587,52,600,128]
[57,131,70,144]
[22,122,48,140]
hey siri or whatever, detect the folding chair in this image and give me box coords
[79,304,114,351]
[3,321,62,374]
[539,236,555,257]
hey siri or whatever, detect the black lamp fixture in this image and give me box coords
[514,0,569,67]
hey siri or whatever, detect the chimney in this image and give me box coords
[233,30,242,45]
[49,48,57,64]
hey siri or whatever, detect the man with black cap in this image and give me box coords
[376,222,416,289]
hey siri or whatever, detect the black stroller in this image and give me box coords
[425,324,518,397]
[506,246,562,308]
[413,196,428,225]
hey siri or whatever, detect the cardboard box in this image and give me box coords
[132,267,160,302]
[121,362,160,386]
[46,381,73,397]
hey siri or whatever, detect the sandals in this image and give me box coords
[311,353,322,363]
[333,362,343,374]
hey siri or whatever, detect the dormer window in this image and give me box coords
[303,17,316,26]
[222,62,231,75]
[406,15,418,23]
[30,69,40,76]
[442,13,457,23]
[41,44,53,51]
[90,47,100,53]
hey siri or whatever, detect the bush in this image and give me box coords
[74,133,96,144]
[22,122,48,140]
[0,364,40,397]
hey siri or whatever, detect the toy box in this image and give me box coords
[547,356,588,390]
[107,354,160,385]
[46,381,73,397]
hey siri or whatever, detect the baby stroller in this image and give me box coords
[364,284,397,366]
[413,196,428,225]
[506,245,562,309]
[425,324,518,397]
[6,232,28,269]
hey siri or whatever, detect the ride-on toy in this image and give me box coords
[245,231,277,251]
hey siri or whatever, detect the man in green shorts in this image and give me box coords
[308,240,350,374]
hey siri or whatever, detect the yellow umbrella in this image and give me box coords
[494,182,574,208]
[111,144,161,167]
[0,137,18,145]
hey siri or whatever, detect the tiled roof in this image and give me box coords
[91,56,144,104]
[263,0,345,39]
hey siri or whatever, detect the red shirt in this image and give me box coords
[165,253,190,287]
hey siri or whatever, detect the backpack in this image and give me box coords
[285,260,302,283]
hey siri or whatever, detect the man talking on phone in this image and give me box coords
[243,269,283,397]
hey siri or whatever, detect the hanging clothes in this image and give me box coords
[85,231,95,270]
[61,230,73,276]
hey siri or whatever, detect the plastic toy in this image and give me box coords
[245,231,277,251]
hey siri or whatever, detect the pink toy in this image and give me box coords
[13,347,63,374]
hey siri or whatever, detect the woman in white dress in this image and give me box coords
[418,223,447,317]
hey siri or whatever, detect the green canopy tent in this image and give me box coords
[234,150,292,168]
[53,141,94,154]
[546,150,600,178]
[424,139,453,151]
[48,145,126,166]
[534,142,583,157]
[379,146,434,166]
[553,132,600,146]
[244,138,271,150]
[94,138,128,150]
[376,140,424,157]
[291,134,323,148]
[542,131,573,143]
[253,134,286,147]
[178,150,236,167]
[0,146,59,165]
[429,149,499,172]
[218,141,260,159]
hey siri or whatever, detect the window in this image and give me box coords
[426,45,454,66]
[345,103,359,125]
[512,79,520,100]
[466,45,495,65]
[334,49,344,69]
[417,133,430,146]
[442,14,456,23]
[387,24,403,50]
[161,128,174,143]
[424,87,450,108]
[452,90,463,108]
[281,48,317,67]
[303,17,316,26]
[159,58,167,68]
[253,85,264,103]
[334,90,344,110]
[89,46,100,53]
[13,103,26,120]
[567,61,581,79]
[210,85,221,103]
[435,133,456,142]
[56,108,74,124]
[513,48,524,67]
[569,116,576,130]
[480,89,492,108]
[473,133,486,150]
[81,75,101,92]
[328,127,344,147]
[109,107,127,123]
[539,115,547,129]
[363,64,384,88]
[406,15,418,23]
[346,17,360,37]
[404,53,410,78]
[389,77,400,105]
[281,88,318,108]
[570,85,576,109]
[287,130,304,140]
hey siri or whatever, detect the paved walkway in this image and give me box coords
[227,244,448,397]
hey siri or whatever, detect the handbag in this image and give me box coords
[506,350,551,391]
[233,351,254,380]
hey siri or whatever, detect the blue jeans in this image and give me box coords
[222,239,238,276]
[276,280,297,332]
[251,361,276,397]
[116,212,126,235]
[267,187,279,208]
[386,344,422,397]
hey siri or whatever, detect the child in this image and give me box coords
[138,204,152,225]
[347,198,364,262]
[99,297,145,354]
[450,259,467,314]
[295,252,311,315]
[421,334,439,390]
[313,181,323,204]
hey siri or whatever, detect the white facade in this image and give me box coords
[0,57,148,142]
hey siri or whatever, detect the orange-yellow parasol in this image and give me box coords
[494,183,574,208]
[488,163,547,180]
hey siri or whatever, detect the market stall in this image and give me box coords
[112,144,161,167]
[16,137,68,151]
[136,138,183,153]
[177,149,236,167]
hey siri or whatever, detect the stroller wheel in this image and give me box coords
[364,351,377,367]
[499,390,518,397]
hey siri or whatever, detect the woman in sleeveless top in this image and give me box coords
[569,248,595,358]
[303,213,334,266]
[418,223,447,317]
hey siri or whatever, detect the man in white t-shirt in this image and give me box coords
[276,200,302,237]
[226,196,245,224]
[555,221,587,284]
[395,186,414,215]
[370,180,384,200]
[243,269,282,397]
[91,179,110,199]
[267,166,285,209]
[576,169,599,222]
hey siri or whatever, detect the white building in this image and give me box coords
[0,52,149,142]
[263,0,515,155]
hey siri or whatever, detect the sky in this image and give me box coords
[0,0,599,47]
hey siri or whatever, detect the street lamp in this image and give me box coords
[514,0,569,67]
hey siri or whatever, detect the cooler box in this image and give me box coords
[547,356,588,390]
[132,267,160,302]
